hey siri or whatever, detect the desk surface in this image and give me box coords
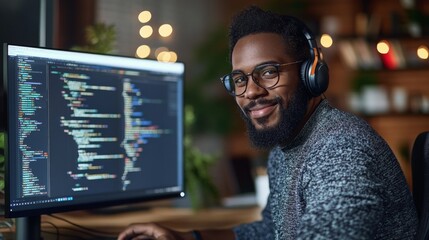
[1,205,261,239]
[46,205,261,230]
[35,205,261,239]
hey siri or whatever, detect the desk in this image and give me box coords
[21,206,260,239]
[47,206,261,230]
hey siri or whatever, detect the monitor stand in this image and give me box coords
[16,216,41,240]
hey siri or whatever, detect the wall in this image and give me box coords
[95,0,222,67]
[0,0,55,132]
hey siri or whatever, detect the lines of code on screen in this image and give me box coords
[10,54,181,206]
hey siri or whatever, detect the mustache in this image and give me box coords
[243,96,281,112]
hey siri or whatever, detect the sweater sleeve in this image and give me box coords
[297,135,385,239]
[233,197,275,240]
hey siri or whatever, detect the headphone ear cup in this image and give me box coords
[300,60,313,95]
[300,60,329,97]
[312,61,329,96]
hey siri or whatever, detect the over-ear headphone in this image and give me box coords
[299,24,329,97]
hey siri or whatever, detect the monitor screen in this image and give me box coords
[4,44,185,218]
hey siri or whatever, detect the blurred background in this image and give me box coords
[1,0,429,209]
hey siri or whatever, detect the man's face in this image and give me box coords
[232,32,309,148]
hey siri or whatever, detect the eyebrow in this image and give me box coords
[232,60,280,73]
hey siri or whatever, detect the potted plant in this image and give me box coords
[184,105,219,210]
[71,23,116,54]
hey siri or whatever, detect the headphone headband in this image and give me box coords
[290,17,329,97]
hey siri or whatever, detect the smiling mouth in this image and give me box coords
[243,97,280,120]
[249,104,276,119]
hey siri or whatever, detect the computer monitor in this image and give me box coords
[3,44,185,237]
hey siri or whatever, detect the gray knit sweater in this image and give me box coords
[233,100,417,239]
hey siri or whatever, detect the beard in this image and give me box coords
[240,83,310,149]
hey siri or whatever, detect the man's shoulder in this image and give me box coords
[304,103,392,162]
[313,105,375,143]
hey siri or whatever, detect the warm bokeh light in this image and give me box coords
[168,51,178,62]
[155,47,169,57]
[136,12,176,62]
[417,45,429,60]
[156,51,178,62]
[136,45,151,58]
[377,40,390,54]
[157,51,170,62]
[320,34,333,48]
[138,11,152,23]
[139,25,153,38]
[159,24,173,37]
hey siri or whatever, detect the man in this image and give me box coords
[118,6,417,240]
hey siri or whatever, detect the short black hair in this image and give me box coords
[228,6,310,62]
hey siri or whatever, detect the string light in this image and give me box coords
[155,47,169,56]
[417,45,429,60]
[135,10,178,61]
[320,34,333,48]
[157,51,170,62]
[136,45,151,58]
[139,25,153,38]
[138,11,152,23]
[156,51,177,63]
[159,24,173,37]
[377,40,390,54]
[168,51,177,62]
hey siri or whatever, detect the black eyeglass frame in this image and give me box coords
[220,60,303,96]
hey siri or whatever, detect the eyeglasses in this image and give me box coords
[220,60,303,96]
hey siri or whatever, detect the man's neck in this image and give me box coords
[280,96,323,147]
